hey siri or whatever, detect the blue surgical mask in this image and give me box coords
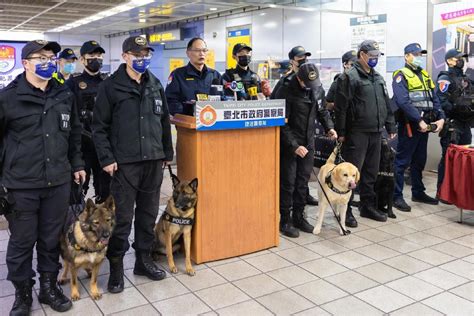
[63,63,76,74]
[33,61,56,80]
[367,57,378,68]
[131,56,151,74]
[412,56,423,68]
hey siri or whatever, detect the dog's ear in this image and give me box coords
[355,169,361,183]
[104,196,116,214]
[171,174,180,188]
[84,198,95,214]
[189,178,198,192]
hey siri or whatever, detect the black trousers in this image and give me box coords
[6,183,70,282]
[83,148,111,202]
[280,149,314,214]
[107,160,164,258]
[341,132,381,206]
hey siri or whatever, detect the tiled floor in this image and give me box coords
[0,171,473,315]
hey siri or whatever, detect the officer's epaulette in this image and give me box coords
[72,72,82,78]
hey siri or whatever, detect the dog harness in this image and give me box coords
[378,171,394,177]
[325,169,351,195]
[163,212,194,226]
[67,224,106,253]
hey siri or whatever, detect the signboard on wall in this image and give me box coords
[205,49,215,69]
[149,29,181,44]
[432,4,473,81]
[0,42,26,89]
[226,26,251,69]
[350,14,387,75]
[169,58,185,73]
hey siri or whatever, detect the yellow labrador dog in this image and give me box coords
[313,149,359,236]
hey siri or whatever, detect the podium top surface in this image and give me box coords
[171,114,196,129]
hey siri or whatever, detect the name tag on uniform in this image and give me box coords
[185,77,194,81]
[60,113,71,130]
[154,99,163,114]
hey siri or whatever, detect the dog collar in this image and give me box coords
[325,171,351,195]
[378,171,394,177]
[67,225,106,253]
[163,212,194,226]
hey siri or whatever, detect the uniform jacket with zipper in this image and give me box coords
[92,64,173,168]
[273,75,334,153]
[0,73,84,189]
[335,61,396,137]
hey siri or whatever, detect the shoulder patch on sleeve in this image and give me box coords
[395,75,403,84]
[167,74,173,85]
[437,79,450,93]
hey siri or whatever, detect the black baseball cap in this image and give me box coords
[289,46,311,60]
[297,63,321,90]
[342,50,357,63]
[445,48,468,60]
[122,36,154,53]
[232,43,252,55]
[80,40,105,56]
[358,40,384,56]
[404,43,427,55]
[21,40,61,59]
[58,48,78,60]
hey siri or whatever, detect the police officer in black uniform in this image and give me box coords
[93,36,173,293]
[436,48,474,192]
[271,46,320,206]
[67,40,110,203]
[324,50,358,228]
[0,40,85,315]
[326,50,357,110]
[335,40,397,223]
[165,37,221,115]
[274,63,336,238]
[222,43,261,99]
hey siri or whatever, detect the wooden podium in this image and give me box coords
[171,114,280,264]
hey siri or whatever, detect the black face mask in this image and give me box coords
[456,59,465,69]
[86,58,103,73]
[238,55,251,67]
[297,58,307,67]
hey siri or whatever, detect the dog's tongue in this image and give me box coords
[349,181,357,190]
[99,239,109,245]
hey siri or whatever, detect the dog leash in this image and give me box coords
[312,142,350,236]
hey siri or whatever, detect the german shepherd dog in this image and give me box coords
[153,175,198,276]
[375,139,396,218]
[59,196,116,300]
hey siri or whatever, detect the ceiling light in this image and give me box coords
[139,18,146,23]
[47,0,154,32]
[210,7,218,11]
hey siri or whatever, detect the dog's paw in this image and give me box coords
[58,278,70,285]
[340,229,351,236]
[70,292,81,301]
[186,267,196,276]
[312,228,321,235]
[169,265,178,274]
[91,292,102,300]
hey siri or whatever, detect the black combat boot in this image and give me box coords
[292,209,314,233]
[280,210,299,238]
[360,203,387,222]
[38,273,72,312]
[134,251,166,281]
[306,194,318,206]
[345,206,358,228]
[10,279,35,316]
[107,256,125,293]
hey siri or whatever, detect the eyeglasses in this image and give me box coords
[27,55,57,63]
[127,52,153,60]
[188,48,209,54]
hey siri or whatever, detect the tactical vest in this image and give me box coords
[443,72,473,115]
[394,67,434,110]
[52,72,65,84]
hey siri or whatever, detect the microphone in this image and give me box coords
[210,78,224,101]
[195,91,209,102]
[248,86,258,100]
